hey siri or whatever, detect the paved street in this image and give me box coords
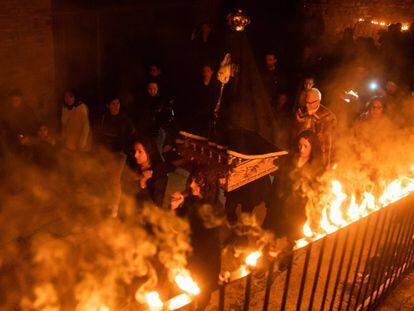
[378,269,414,310]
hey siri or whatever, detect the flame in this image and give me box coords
[295,238,309,248]
[320,206,337,234]
[298,172,414,249]
[146,291,164,311]
[347,195,359,221]
[167,293,192,310]
[329,180,347,227]
[358,17,410,31]
[245,251,262,267]
[303,222,313,237]
[239,265,249,277]
[173,269,200,296]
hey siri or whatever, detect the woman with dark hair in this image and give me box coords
[263,130,323,239]
[170,168,224,310]
[124,138,173,208]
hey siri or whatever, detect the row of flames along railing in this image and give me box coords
[145,172,414,310]
[208,192,414,311]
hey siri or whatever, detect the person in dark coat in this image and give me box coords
[147,63,172,99]
[125,138,174,209]
[2,89,39,155]
[170,168,224,310]
[187,64,221,136]
[189,22,219,78]
[263,130,323,239]
[260,52,288,107]
[96,97,135,154]
[96,97,136,216]
[140,81,174,153]
[31,123,58,168]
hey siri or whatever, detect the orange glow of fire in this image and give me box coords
[329,180,347,227]
[167,293,192,310]
[358,18,410,31]
[146,291,164,311]
[173,269,200,296]
[239,265,249,277]
[303,221,313,237]
[245,251,262,267]
[84,306,109,311]
[296,173,414,249]
[80,294,110,311]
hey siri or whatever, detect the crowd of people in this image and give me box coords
[2,19,414,310]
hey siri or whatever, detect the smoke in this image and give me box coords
[304,86,414,232]
[0,149,192,310]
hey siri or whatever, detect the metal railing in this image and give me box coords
[215,193,414,311]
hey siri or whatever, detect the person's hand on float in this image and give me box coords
[170,191,184,210]
[139,170,153,189]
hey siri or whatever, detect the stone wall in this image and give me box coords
[306,0,414,37]
[0,0,55,121]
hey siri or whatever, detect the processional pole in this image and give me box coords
[209,10,251,141]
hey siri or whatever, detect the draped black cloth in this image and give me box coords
[216,30,286,153]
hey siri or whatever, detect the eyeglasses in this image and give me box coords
[305,99,319,105]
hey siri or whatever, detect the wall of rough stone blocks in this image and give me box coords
[306,0,414,37]
[0,0,55,122]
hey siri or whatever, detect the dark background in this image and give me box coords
[52,0,309,114]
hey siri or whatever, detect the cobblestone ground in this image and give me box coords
[378,269,414,311]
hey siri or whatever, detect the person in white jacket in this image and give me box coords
[61,91,90,152]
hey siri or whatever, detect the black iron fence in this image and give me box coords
[215,193,414,311]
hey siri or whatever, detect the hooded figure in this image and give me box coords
[214,11,285,153]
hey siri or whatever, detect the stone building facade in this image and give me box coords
[0,0,210,125]
[0,0,55,121]
[305,0,414,36]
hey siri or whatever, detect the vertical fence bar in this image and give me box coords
[407,229,414,267]
[406,220,414,266]
[338,222,361,310]
[296,244,312,311]
[308,238,326,310]
[374,209,411,308]
[354,209,386,309]
[262,260,275,311]
[280,253,293,311]
[329,229,350,311]
[346,215,373,311]
[218,283,225,311]
[359,209,391,310]
[243,274,252,311]
[320,234,339,311]
[403,222,414,270]
[373,210,408,304]
[391,215,414,287]
[366,210,398,308]
[213,195,414,311]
